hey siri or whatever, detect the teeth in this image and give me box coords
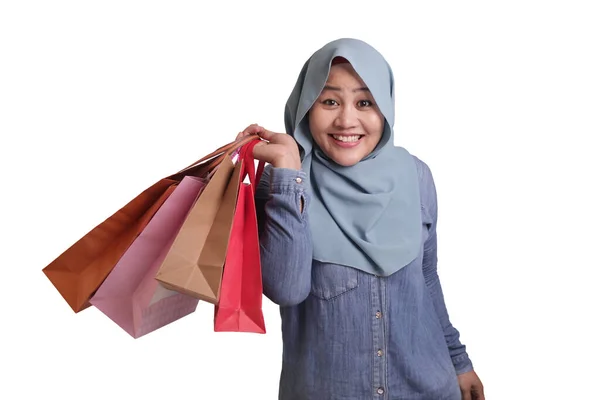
[333,135,361,142]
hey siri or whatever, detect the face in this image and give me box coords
[308,62,385,167]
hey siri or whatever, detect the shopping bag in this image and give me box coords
[214,139,266,333]
[89,176,207,338]
[42,134,259,313]
[155,141,246,304]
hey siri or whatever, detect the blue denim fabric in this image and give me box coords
[255,157,472,400]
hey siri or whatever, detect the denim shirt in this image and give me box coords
[255,156,473,400]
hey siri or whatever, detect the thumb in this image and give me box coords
[256,129,284,143]
[249,141,271,163]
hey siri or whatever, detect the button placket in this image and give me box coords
[371,276,386,398]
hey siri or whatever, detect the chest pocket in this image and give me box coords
[310,260,359,300]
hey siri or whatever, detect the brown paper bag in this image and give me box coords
[43,181,176,313]
[43,135,258,313]
[155,153,243,304]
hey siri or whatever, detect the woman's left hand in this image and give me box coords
[457,370,485,399]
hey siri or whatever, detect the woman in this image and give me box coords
[237,38,484,400]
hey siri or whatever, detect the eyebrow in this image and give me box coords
[322,85,370,93]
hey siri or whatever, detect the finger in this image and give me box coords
[473,384,485,400]
[461,387,472,400]
[256,129,281,142]
[242,124,264,135]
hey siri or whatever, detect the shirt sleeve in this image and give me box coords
[254,164,313,306]
[415,156,475,375]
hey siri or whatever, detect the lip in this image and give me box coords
[328,134,364,148]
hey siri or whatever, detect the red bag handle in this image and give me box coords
[238,139,265,191]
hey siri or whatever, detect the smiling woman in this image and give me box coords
[236,38,484,400]
[308,57,384,167]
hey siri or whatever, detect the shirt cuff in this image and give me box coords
[269,167,307,193]
[453,353,474,375]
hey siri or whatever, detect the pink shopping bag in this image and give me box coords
[90,176,207,338]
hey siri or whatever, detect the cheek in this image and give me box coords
[308,109,330,135]
[365,114,385,138]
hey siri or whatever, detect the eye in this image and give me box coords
[322,99,339,106]
[357,100,373,108]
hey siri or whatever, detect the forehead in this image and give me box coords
[326,63,368,87]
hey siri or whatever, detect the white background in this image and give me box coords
[1,1,599,399]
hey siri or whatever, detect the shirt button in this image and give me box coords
[377,349,383,357]
[375,311,382,319]
[295,177,302,183]
[377,387,384,395]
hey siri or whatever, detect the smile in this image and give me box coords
[330,134,364,143]
[328,134,364,149]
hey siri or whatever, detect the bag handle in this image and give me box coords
[176,141,233,174]
[170,134,260,179]
[238,139,265,191]
[204,134,261,175]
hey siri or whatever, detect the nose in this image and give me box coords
[333,104,359,129]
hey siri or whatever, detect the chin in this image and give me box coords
[317,141,369,167]
[329,154,362,167]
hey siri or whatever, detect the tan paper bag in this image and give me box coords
[155,155,243,304]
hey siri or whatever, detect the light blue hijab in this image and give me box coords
[284,38,422,277]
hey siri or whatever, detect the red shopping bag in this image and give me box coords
[214,139,266,333]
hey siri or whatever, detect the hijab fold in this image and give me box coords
[284,38,422,277]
